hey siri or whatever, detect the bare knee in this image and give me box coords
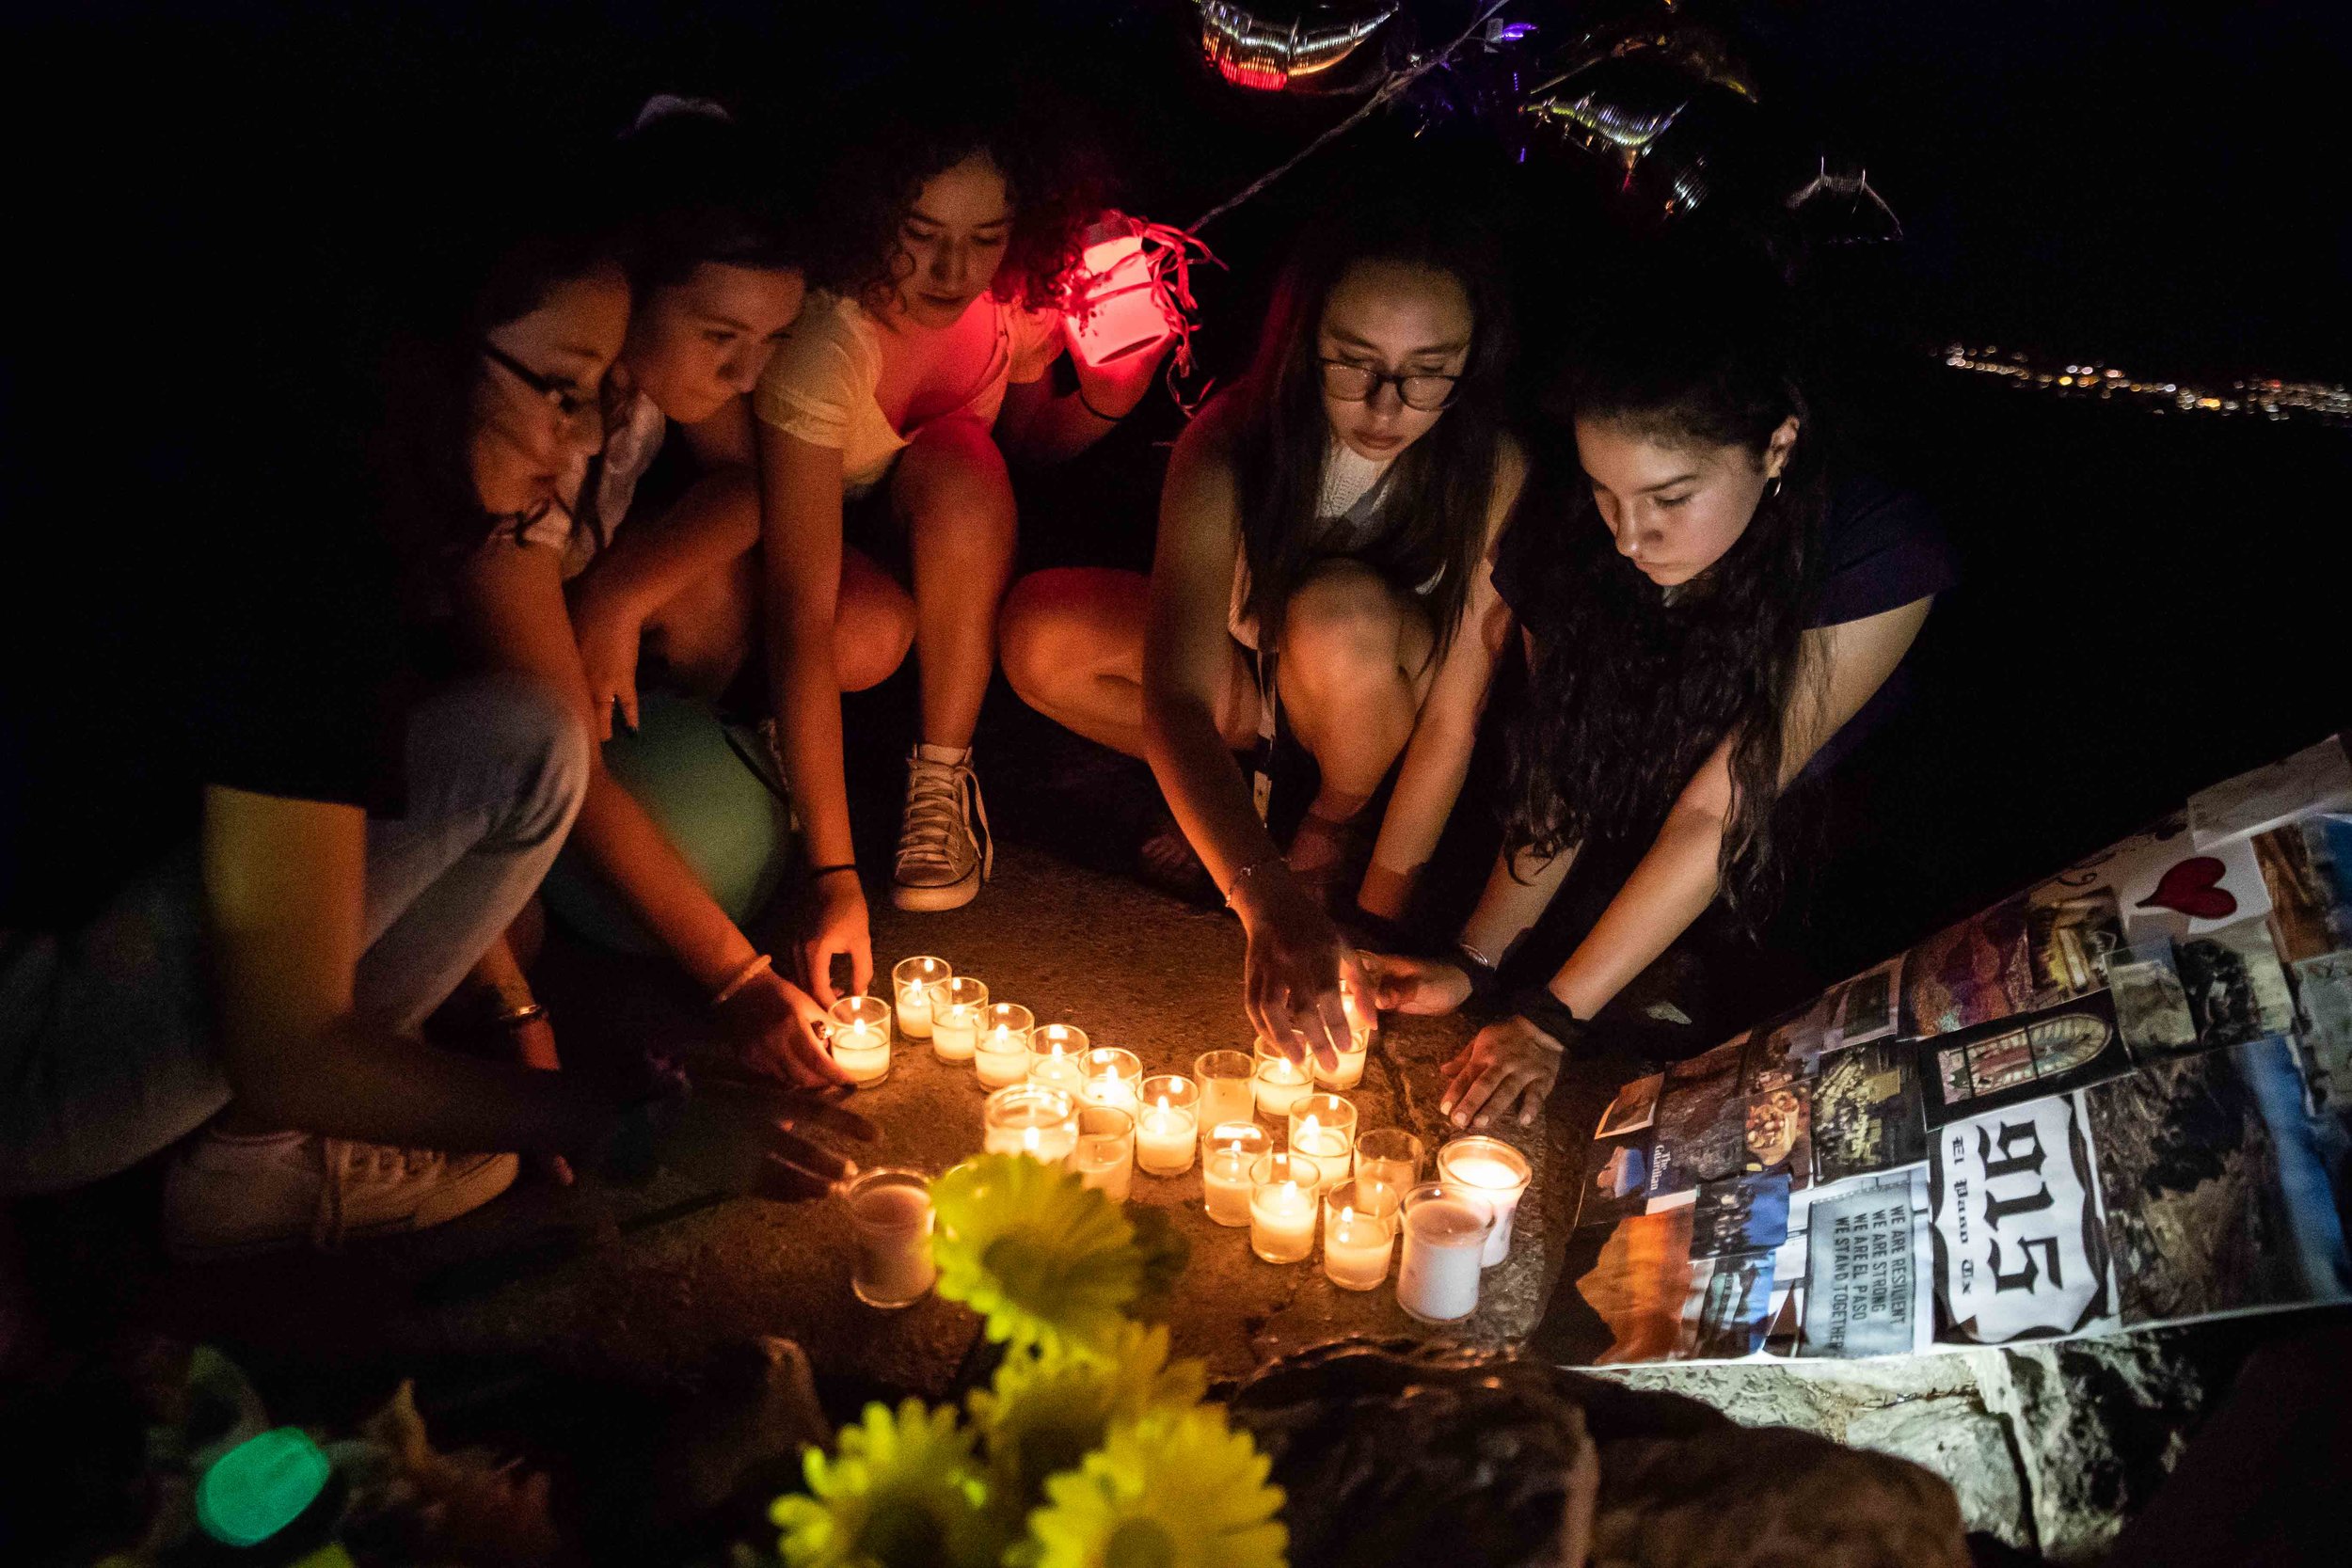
[1279,561,1409,695]
[836,554,914,692]
[895,420,1017,565]
[998,568,1136,709]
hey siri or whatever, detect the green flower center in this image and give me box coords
[1104,1518,1177,1568]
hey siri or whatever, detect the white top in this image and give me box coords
[513,383,669,580]
[754,290,1063,497]
[1227,438,1402,650]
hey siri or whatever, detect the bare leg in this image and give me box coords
[1275,559,1437,871]
[1001,566,1265,755]
[892,419,1017,751]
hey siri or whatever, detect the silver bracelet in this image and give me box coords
[1455,938,1500,973]
[1222,854,1281,910]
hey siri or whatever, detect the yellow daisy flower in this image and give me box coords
[967,1324,1209,1514]
[1026,1405,1287,1568]
[771,1400,991,1568]
[930,1156,1143,1354]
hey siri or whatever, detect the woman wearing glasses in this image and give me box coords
[999,195,1523,1059]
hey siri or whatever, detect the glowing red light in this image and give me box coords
[1064,227,1178,369]
[1214,55,1290,91]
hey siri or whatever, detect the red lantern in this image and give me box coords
[1063,214,1182,370]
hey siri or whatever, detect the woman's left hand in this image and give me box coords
[1440,1015,1565,1131]
[1071,329,1176,419]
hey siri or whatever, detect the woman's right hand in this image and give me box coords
[798,872,873,1008]
[715,967,853,1089]
[1358,952,1473,1017]
[572,584,646,740]
[651,1078,878,1198]
[1233,870,1364,1069]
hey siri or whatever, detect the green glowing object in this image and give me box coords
[195,1426,331,1547]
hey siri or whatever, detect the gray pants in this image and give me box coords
[0,673,588,1193]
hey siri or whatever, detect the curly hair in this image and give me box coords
[810,70,1105,316]
[1225,185,1514,670]
[1502,253,1827,925]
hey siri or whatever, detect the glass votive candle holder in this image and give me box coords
[1027,1023,1090,1094]
[1068,1105,1135,1202]
[973,1003,1035,1088]
[891,956,950,1041]
[846,1166,935,1308]
[1318,979,1375,1087]
[1396,1180,1495,1323]
[1437,1135,1534,1268]
[1352,1128,1425,1210]
[1251,1038,1312,1117]
[1078,1048,1142,1111]
[1321,1178,1398,1292]
[982,1083,1076,1164]
[1248,1151,1324,1264]
[1201,1122,1269,1227]
[1134,1075,1200,1175]
[1194,1050,1257,1138]
[826,995,894,1085]
[1286,1093,1357,1190]
[927,977,988,1063]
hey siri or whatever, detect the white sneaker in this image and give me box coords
[163,1128,519,1260]
[892,744,992,911]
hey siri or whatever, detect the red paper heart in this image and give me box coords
[2137,856,2238,921]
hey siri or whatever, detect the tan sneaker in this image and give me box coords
[892,744,992,911]
[163,1128,519,1259]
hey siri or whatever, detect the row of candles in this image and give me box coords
[840,956,1534,1324]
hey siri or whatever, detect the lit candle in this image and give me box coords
[1437,1136,1534,1268]
[1068,1105,1135,1203]
[1028,1054,1086,1095]
[1028,1023,1090,1094]
[1248,1151,1323,1264]
[1317,972,1375,1088]
[927,977,988,1064]
[891,957,950,1040]
[1193,1050,1257,1139]
[1396,1180,1494,1323]
[1078,1048,1142,1111]
[981,1083,1076,1164]
[1320,1180,1397,1291]
[1135,1075,1199,1175]
[846,1167,936,1309]
[973,1004,1035,1089]
[1313,1042,1368,1089]
[1252,1040,1311,1117]
[826,996,893,1085]
[1201,1122,1268,1227]
[1286,1094,1356,1191]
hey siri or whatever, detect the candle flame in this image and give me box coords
[1022,1128,1039,1153]
[1300,1115,1320,1139]
[1156,1095,1170,1113]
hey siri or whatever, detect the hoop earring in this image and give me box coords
[1766,475,1785,502]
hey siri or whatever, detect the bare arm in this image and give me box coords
[1541,595,1936,1019]
[454,542,760,994]
[1359,442,1529,920]
[996,339,1172,467]
[202,785,615,1153]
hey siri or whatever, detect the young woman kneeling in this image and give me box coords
[1001,198,1524,1060]
[1366,253,1955,1129]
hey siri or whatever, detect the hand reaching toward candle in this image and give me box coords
[715,966,854,1089]
[649,1078,878,1200]
[1233,870,1362,1069]
[799,873,873,1007]
[1358,952,1472,1016]
[1440,1015,1565,1131]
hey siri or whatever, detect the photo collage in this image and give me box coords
[1566,735,2352,1365]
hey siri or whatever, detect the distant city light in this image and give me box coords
[1937,343,2350,427]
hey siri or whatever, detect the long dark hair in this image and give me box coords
[1502,253,1826,923]
[608,98,812,296]
[812,69,1104,316]
[1226,195,1513,666]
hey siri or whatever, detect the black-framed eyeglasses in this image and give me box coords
[482,340,596,421]
[1318,358,1462,411]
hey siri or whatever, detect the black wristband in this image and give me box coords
[1506,986,1583,1053]
[808,863,859,880]
[1454,943,1503,1007]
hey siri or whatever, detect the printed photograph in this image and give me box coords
[1904,893,2038,1037]
[1829,957,1904,1049]
[1743,1084,1813,1189]
[1811,1040,1930,1182]
[2176,916,2296,1049]
[2251,818,2352,964]
[2104,937,2201,1057]
[2292,952,2352,1112]
[1597,1071,1665,1137]
[1576,1127,1660,1232]
[1649,1046,1750,1197]
[2026,887,2124,1003]
[1918,990,2132,1130]
[1678,1251,1778,1360]
[1691,1171,1793,1258]
[1744,997,1834,1093]
[2084,1037,2352,1326]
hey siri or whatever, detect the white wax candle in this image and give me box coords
[931,1005,979,1063]
[894,985,933,1039]
[1198,1076,1255,1136]
[1440,1149,1530,1267]
[1292,1123,1351,1191]
[1249,1177,1317,1263]
[1254,1059,1311,1117]
[983,1119,1077,1164]
[1322,1204,1394,1291]
[1202,1148,1254,1227]
[1072,1138,1133,1202]
[1136,1101,1197,1175]
[832,1024,891,1085]
[975,1032,1029,1088]
[1314,1046,1368,1089]
[850,1180,935,1308]
[1397,1197,1487,1322]
[1029,1055,1086,1095]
